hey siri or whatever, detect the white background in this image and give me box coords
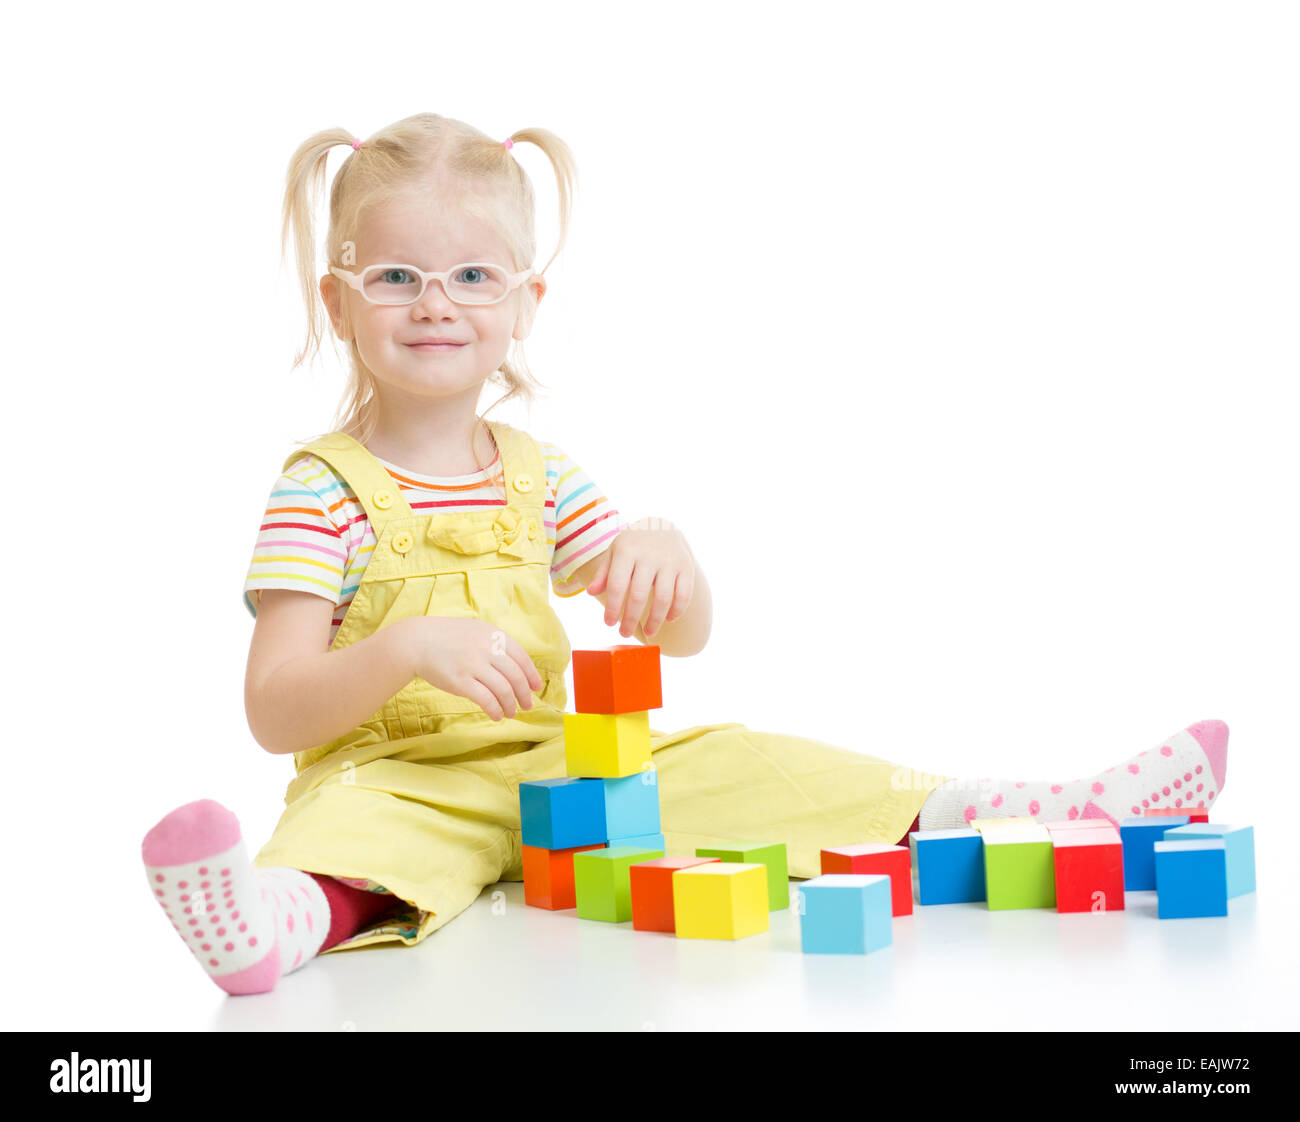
[3,0,1296,1030]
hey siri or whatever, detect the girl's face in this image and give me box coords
[321,190,544,411]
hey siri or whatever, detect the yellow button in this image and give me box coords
[512,473,534,494]
[373,489,395,510]
[392,531,414,555]
[527,518,538,540]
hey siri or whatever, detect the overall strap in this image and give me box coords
[283,432,415,539]
[487,420,548,518]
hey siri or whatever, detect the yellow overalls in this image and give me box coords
[252,421,949,951]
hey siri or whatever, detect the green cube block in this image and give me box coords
[982,826,1056,910]
[695,842,788,910]
[573,845,664,922]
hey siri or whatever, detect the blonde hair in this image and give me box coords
[280,113,577,486]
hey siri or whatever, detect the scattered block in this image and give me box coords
[629,856,720,932]
[563,710,653,778]
[909,828,986,905]
[695,842,788,911]
[1120,816,1189,890]
[797,874,893,955]
[522,843,606,910]
[602,771,661,839]
[1144,806,1210,823]
[672,862,769,940]
[1049,825,1125,913]
[1154,839,1229,918]
[820,843,912,916]
[1162,824,1255,897]
[519,777,606,850]
[572,645,663,713]
[573,845,664,922]
[983,824,1056,910]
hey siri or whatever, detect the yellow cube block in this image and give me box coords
[563,710,652,778]
[671,862,769,940]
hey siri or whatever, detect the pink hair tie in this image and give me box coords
[351,138,362,150]
[502,138,514,150]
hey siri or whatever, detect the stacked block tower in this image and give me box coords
[519,645,665,916]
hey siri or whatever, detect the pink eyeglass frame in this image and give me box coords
[328,262,536,306]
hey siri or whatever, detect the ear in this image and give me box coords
[513,274,547,341]
[320,273,352,342]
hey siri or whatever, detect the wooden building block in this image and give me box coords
[1120,816,1189,890]
[519,777,606,850]
[629,856,720,932]
[602,771,661,839]
[796,874,893,955]
[522,843,606,910]
[563,710,653,778]
[695,842,788,911]
[1162,824,1255,897]
[909,828,986,905]
[573,845,665,923]
[1154,839,1229,918]
[672,863,769,939]
[572,645,663,714]
[1050,826,1125,913]
[820,843,912,916]
[982,824,1056,910]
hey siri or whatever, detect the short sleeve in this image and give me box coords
[243,457,350,618]
[541,441,627,597]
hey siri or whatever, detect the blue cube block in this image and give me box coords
[520,778,606,849]
[602,773,661,839]
[1154,839,1228,918]
[1162,824,1255,897]
[909,828,985,905]
[608,832,665,852]
[1120,816,1189,890]
[797,874,892,955]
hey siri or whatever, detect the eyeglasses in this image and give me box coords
[329,262,535,307]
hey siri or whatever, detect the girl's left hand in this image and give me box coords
[585,518,695,639]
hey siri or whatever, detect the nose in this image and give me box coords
[412,277,460,317]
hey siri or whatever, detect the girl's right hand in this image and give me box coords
[397,617,544,721]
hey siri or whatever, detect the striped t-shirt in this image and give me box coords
[243,437,625,645]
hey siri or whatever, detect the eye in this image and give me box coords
[378,268,415,284]
[455,266,489,285]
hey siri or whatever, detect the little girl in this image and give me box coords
[141,112,1230,996]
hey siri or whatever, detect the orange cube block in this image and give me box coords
[629,856,719,931]
[820,843,912,916]
[572,645,663,714]
[1144,805,1209,823]
[522,843,606,910]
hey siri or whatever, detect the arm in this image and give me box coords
[244,589,416,756]
[561,549,713,658]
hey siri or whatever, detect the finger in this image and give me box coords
[619,565,657,638]
[495,647,537,710]
[602,556,636,627]
[666,571,694,623]
[462,677,506,722]
[587,552,613,595]
[476,665,520,720]
[641,571,679,638]
[504,634,544,692]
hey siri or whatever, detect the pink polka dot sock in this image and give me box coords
[142,799,330,996]
[918,719,1229,831]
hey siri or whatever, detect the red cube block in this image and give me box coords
[629,856,720,931]
[1051,826,1125,913]
[820,843,912,916]
[1143,805,1209,823]
[572,646,663,714]
[522,843,606,910]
